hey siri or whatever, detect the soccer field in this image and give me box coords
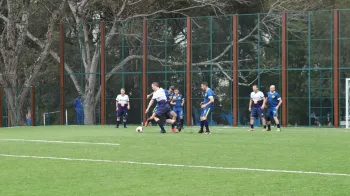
[0,126,350,196]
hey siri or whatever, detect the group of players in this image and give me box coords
[114,81,282,133]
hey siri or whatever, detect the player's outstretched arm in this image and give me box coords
[145,99,154,113]
[147,92,154,99]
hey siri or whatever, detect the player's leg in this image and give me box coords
[179,109,184,128]
[123,111,128,128]
[273,109,281,131]
[154,107,167,133]
[249,108,256,131]
[260,108,267,131]
[145,106,157,126]
[170,110,177,131]
[116,111,121,128]
[266,110,272,131]
[165,111,182,132]
[199,108,211,134]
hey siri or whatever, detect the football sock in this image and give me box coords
[123,122,127,128]
[264,125,266,129]
[268,124,271,129]
[172,124,175,129]
[157,121,166,132]
[250,124,254,129]
[180,119,184,126]
[200,121,204,131]
[277,124,280,128]
[116,121,120,128]
[204,120,209,132]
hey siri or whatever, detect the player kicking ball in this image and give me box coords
[249,84,267,131]
[265,85,282,132]
[145,86,178,132]
[199,82,214,134]
[116,88,130,128]
[145,82,181,134]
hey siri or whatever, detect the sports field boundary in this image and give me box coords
[0,139,120,146]
[0,153,349,177]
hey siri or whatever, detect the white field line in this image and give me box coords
[0,154,349,177]
[0,139,120,146]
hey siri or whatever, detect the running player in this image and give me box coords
[199,82,214,134]
[249,84,267,131]
[171,88,184,130]
[265,85,282,132]
[145,86,177,132]
[116,88,130,128]
[145,82,181,133]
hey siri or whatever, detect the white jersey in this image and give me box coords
[250,91,264,107]
[152,88,167,102]
[116,94,129,104]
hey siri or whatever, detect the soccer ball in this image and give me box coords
[136,126,143,133]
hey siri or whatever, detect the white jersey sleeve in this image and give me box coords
[152,88,167,102]
[116,95,120,101]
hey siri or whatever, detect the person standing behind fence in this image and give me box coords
[74,94,83,125]
[26,109,31,126]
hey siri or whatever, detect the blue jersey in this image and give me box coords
[165,90,174,103]
[266,91,281,108]
[204,88,214,109]
[74,98,83,109]
[172,94,184,109]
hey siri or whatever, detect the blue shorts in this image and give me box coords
[266,108,277,119]
[155,104,172,119]
[174,108,183,117]
[250,107,264,118]
[116,110,127,119]
[201,107,212,118]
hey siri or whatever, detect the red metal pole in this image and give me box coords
[59,23,65,125]
[281,12,287,127]
[31,86,35,126]
[100,21,106,125]
[0,88,2,128]
[186,17,192,126]
[142,18,147,123]
[232,15,238,126]
[333,9,339,128]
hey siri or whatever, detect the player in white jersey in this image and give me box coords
[249,84,267,131]
[145,82,181,133]
[116,88,130,128]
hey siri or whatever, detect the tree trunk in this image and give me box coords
[84,104,95,125]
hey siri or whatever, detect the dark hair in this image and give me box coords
[120,88,125,91]
[252,84,258,88]
[201,82,208,86]
[169,86,175,90]
[152,82,159,87]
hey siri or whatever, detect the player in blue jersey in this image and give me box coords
[171,88,184,130]
[265,85,282,132]
[199,82,214,134]
[145,82,181,133]
[249,84,267,131]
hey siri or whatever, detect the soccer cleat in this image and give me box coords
[267,128,271,131]
[276,128,281,132]
[248,129,254,132]
[176,122,182,132]
[198,130,204,134]
[205,131,211,134]
[160,131,166,134]
[144,121,149,127]
[262,129,268,132]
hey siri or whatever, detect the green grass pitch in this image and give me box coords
[1,126,350,196]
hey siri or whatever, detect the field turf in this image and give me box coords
[0,126,350,196]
